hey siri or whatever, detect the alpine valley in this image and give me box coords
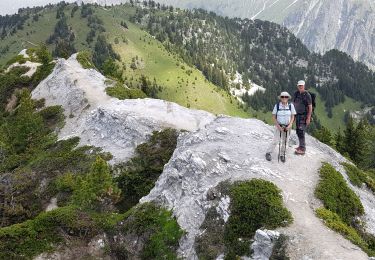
[0,1,375,260]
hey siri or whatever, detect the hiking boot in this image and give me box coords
[295,148,305,155]
[265,153,272,161]
[280,155,286,162]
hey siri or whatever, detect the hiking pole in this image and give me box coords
[278,129,282,163]
[284,128,288,160]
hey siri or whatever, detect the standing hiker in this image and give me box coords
[266,91,296,162]
[293,80,313,155]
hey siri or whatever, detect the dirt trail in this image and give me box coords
[268,148,367,259]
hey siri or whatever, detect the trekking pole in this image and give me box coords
[278,129,282,163]
[284,128,288,159]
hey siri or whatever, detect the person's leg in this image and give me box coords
[266,127,281,154]
[281,130,287,154]
[296,115,306,151]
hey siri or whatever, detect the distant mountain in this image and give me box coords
[1,1,375,132]
[158,0,375,70]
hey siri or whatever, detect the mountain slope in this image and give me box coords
[31,53,375,259]
[158,0,375,70]
[0,3,247,117]
[143,116,373,260]
[1,2,375,131]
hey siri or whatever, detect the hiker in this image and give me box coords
[266,91,296,162]
[293,80,313,155]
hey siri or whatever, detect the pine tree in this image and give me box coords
[335,128,346,155]
[72,157,120,210]
[353,119,370,167]
[313,126,333,146]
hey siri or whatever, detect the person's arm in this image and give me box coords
[306,104,313,125]
[287,114,295,130]
[272,114,283,131]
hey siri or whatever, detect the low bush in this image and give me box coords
[270,234,290,260]
[315,163,375,256]
[5,55,27,66]
[342,162,375,193]
[224,179,293,258]
[77,50,95,69]
[0,206,95,259]
[0,205,126,259]
[315,163,364,225]
[56,157,121,211]
[316,208,374,256]
[110,202,183,260]
[115,129,178,211]
[195,207,226,260]
[38,105,65,129]
[106,83,147,100]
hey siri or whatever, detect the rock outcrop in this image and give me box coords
[32,55,215,163]
[32,55,375,259]
[141,116,374,259]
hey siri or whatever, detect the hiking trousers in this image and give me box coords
[296,114,307,151]
[267,126,291,155]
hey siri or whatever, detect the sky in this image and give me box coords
[0,0,76,15]
[0,0,129,15]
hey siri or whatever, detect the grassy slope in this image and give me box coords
[95,5,248,117]
[0,6,91,64]
[0,4,248,117]
[311,89,362,131]
[0,4,364,125]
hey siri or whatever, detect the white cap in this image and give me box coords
[297,80,305,86]
[278,91,291,99]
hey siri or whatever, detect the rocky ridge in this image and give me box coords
[32,55,375,259]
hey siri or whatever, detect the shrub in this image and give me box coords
[77,50,95,69]
[224,179,292,258]
[342,162,375,193]
[195,207,226,260]
[57,157,121,211]
[112,203,183,260]
[38,105,65,130]
[106,84,147,100]
[315,208,374,256]
[315,163,364,225]
[115,129,178,211]
[0,206,98,259]
[5,55,27,67]
[31,63,55,86]
[270,234,290,260]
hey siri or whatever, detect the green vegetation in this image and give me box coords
[195,207,226,259]
[115,129,178,211]
[315,163,364,225]
[106,82,147,100]
[315,163,375,256]
[335,117,374,169]
[96,6,247,116]
[57,157,121,211]
[270,234,290,260]
[315,208,372,254]
[47,3,77,58]
[112,203,183,260]
[195,180,292,259]
[225,179,293,258]
[76,50,95,69]
[0,202,127,259]
[342,163,375,193]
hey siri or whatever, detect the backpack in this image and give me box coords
[294,91,316,114]
[276,102,292,119]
